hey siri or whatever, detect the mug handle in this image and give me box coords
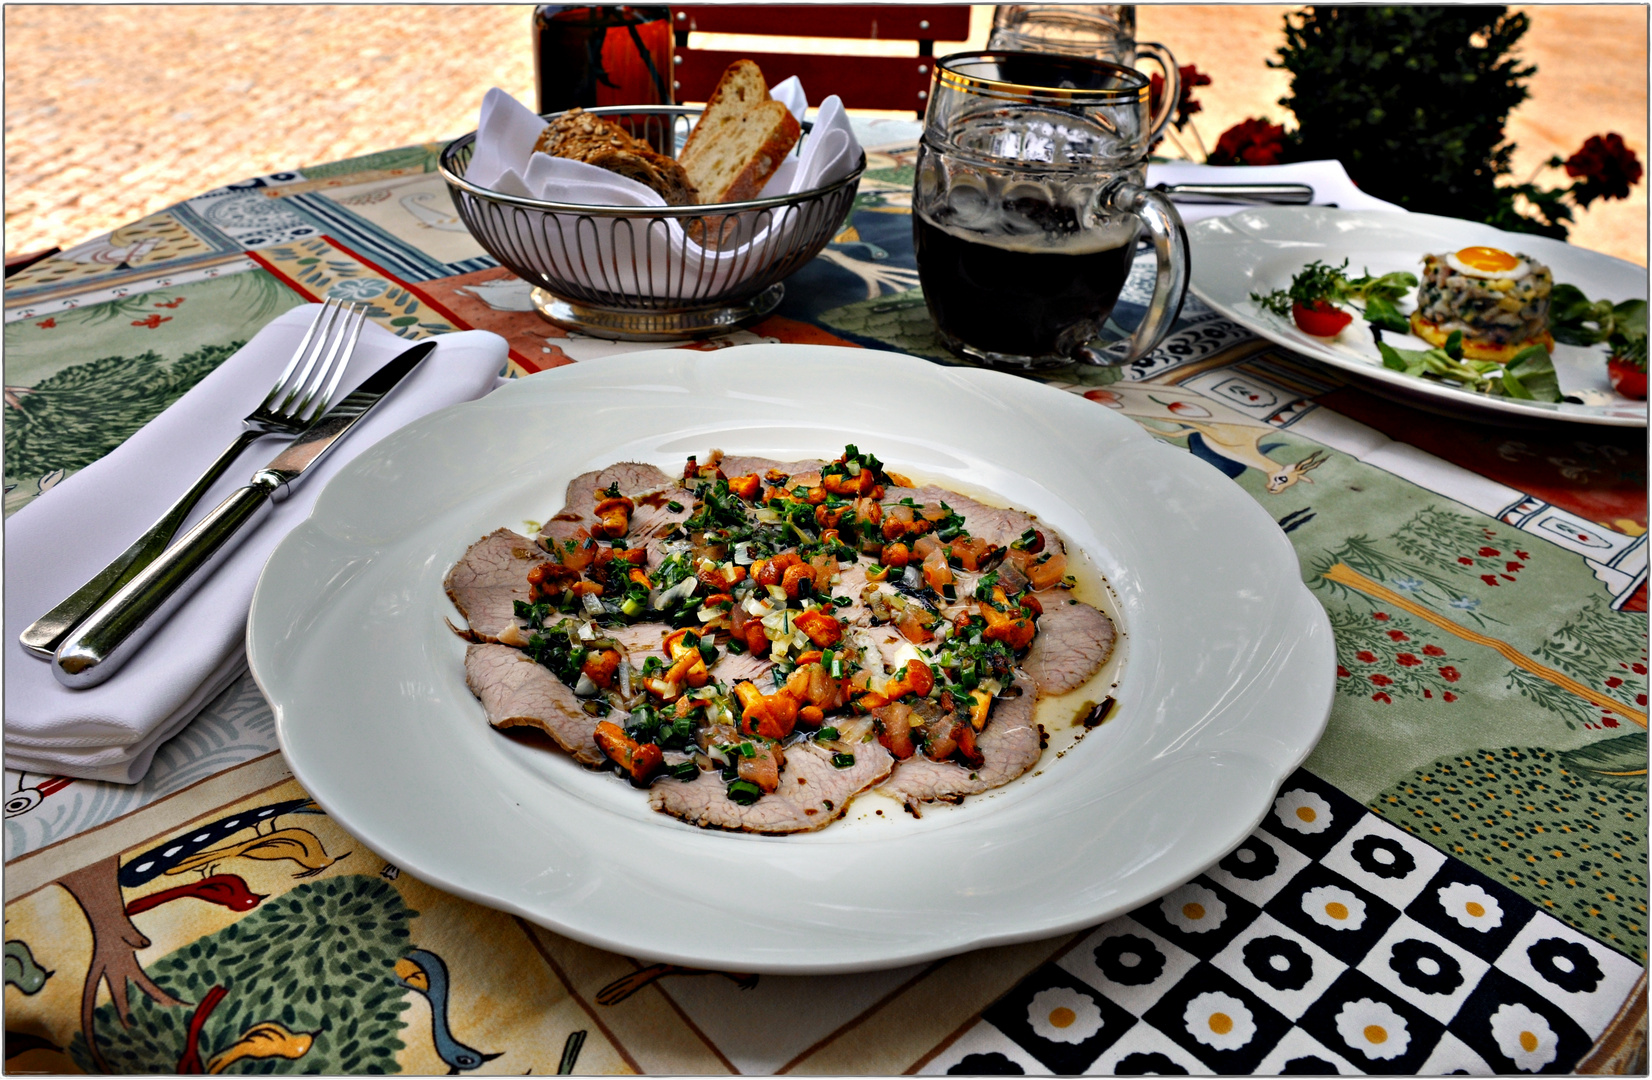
[1079,181,1189,367]
[1135,41,1180,146]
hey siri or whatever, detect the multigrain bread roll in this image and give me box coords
[679,61,801,204]
[535,108,699,206]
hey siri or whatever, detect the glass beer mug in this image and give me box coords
[988,4,1180,136]
[914,52,1189,368]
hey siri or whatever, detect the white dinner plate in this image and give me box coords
[248,344,1335,974]
[1189,207,1649,427]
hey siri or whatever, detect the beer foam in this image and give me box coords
[919,208,1139,255]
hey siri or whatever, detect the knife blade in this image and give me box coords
[52,340,437,689]
[1154,182,1315,206]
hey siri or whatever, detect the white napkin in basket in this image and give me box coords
[3,308,507,784]
[462,86,861,299]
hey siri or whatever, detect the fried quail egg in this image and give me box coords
[1445,246,1531,280]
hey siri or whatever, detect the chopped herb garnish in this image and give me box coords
[726,779,763,805]
[831,752,856,769]
[667,500,684,513]
[670,760,700,782]
[816,726,839,741]
[832,595,852,608]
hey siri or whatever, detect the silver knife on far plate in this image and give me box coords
[1154,182,1315,205]
[52,340,438,689]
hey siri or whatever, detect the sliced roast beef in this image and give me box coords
[876,672,1041,811]
[464,643,604,766]
[606,622,671,667]
[540,462,681,550]
[649,739,893,834]
[716,456,826,481]
[883,485,1053,553]
[444,529,547,640]
[711,649,773,686]
[1023,590,1116,695]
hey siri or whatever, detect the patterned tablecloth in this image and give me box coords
[4,123,1648,1076]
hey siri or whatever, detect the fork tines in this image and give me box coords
[262,299,369,424]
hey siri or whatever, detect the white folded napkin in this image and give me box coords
[3,308,507,784]
[1145,159,1407,223]
[463,86,862,298]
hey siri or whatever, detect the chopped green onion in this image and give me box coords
[620,596,645,617]
[726,780,763,805]
[670,761,700,782]
[739,741,755,758]
[831,753,856,769]
[832,595,852,608]
[667,500,684,513]
[817,726,839,741]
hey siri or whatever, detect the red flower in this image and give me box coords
[1396,653,1420,667]
[35,317,55,329]
[131,314,172,329]
[1439,666,1461,682]
[1337,665,1351,678]
[1458,557,1474,566]
[1506,562,1523,573]
[1443,691,1457,702]
[1604,717,1620,728]
[1500,573,1517,582]
[1356,650,1378,663]
[1633,662,1647,674]
[1370,674,1393,686]
[1372,692,1392,704]
[1208,118,1286,167]
[1423,645,1446,657]
[1565,133,1644,207]
[1481,574,1500,587]
[154,296,186,309]
[1423,689,1433,699]
[1639,693,1648,706]
[1478,547,1500,557]
[1386,630,1409,642]
[1148,64,1212,132]
[1515,550,1529,560]
[1372,612,1390,621]
[1606,676,1624,688]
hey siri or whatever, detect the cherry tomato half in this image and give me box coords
[1291,300,1353,338]
[1608,356,1647,400]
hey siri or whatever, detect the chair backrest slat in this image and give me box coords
[670,5,970,114]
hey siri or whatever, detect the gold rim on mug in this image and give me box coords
[933,50,1151,105]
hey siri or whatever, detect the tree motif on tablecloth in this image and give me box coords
[1391,507,1530,589]
[1329,607,1463,704]
[69,875,417,1074]
[1373,740,1648,962]
[3,342,242,486]
[1505,595,1649,731]
[1312,508,1526,628]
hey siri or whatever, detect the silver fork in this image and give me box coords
[20,300,368,659]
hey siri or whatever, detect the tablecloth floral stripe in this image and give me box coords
[5,136,1645,1075]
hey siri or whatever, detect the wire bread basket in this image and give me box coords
[440,106,866,340]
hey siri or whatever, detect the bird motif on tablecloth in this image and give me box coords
[395,949,503,1074]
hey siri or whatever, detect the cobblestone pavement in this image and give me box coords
[4,4,1646,264]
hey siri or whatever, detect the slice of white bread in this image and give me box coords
[679,61,802,204]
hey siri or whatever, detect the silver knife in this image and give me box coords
[1154,182,1315,205]
[52,340,437,689]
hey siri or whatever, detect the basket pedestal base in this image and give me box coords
[530,285,784,341]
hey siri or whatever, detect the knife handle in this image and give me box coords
[52,477,277,689]
[19,429,266,660]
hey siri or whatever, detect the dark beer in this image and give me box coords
[913,213,1137,361]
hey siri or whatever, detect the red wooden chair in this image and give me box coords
[670,5,973,115]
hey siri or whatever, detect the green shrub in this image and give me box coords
[1272,7,1542,227]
